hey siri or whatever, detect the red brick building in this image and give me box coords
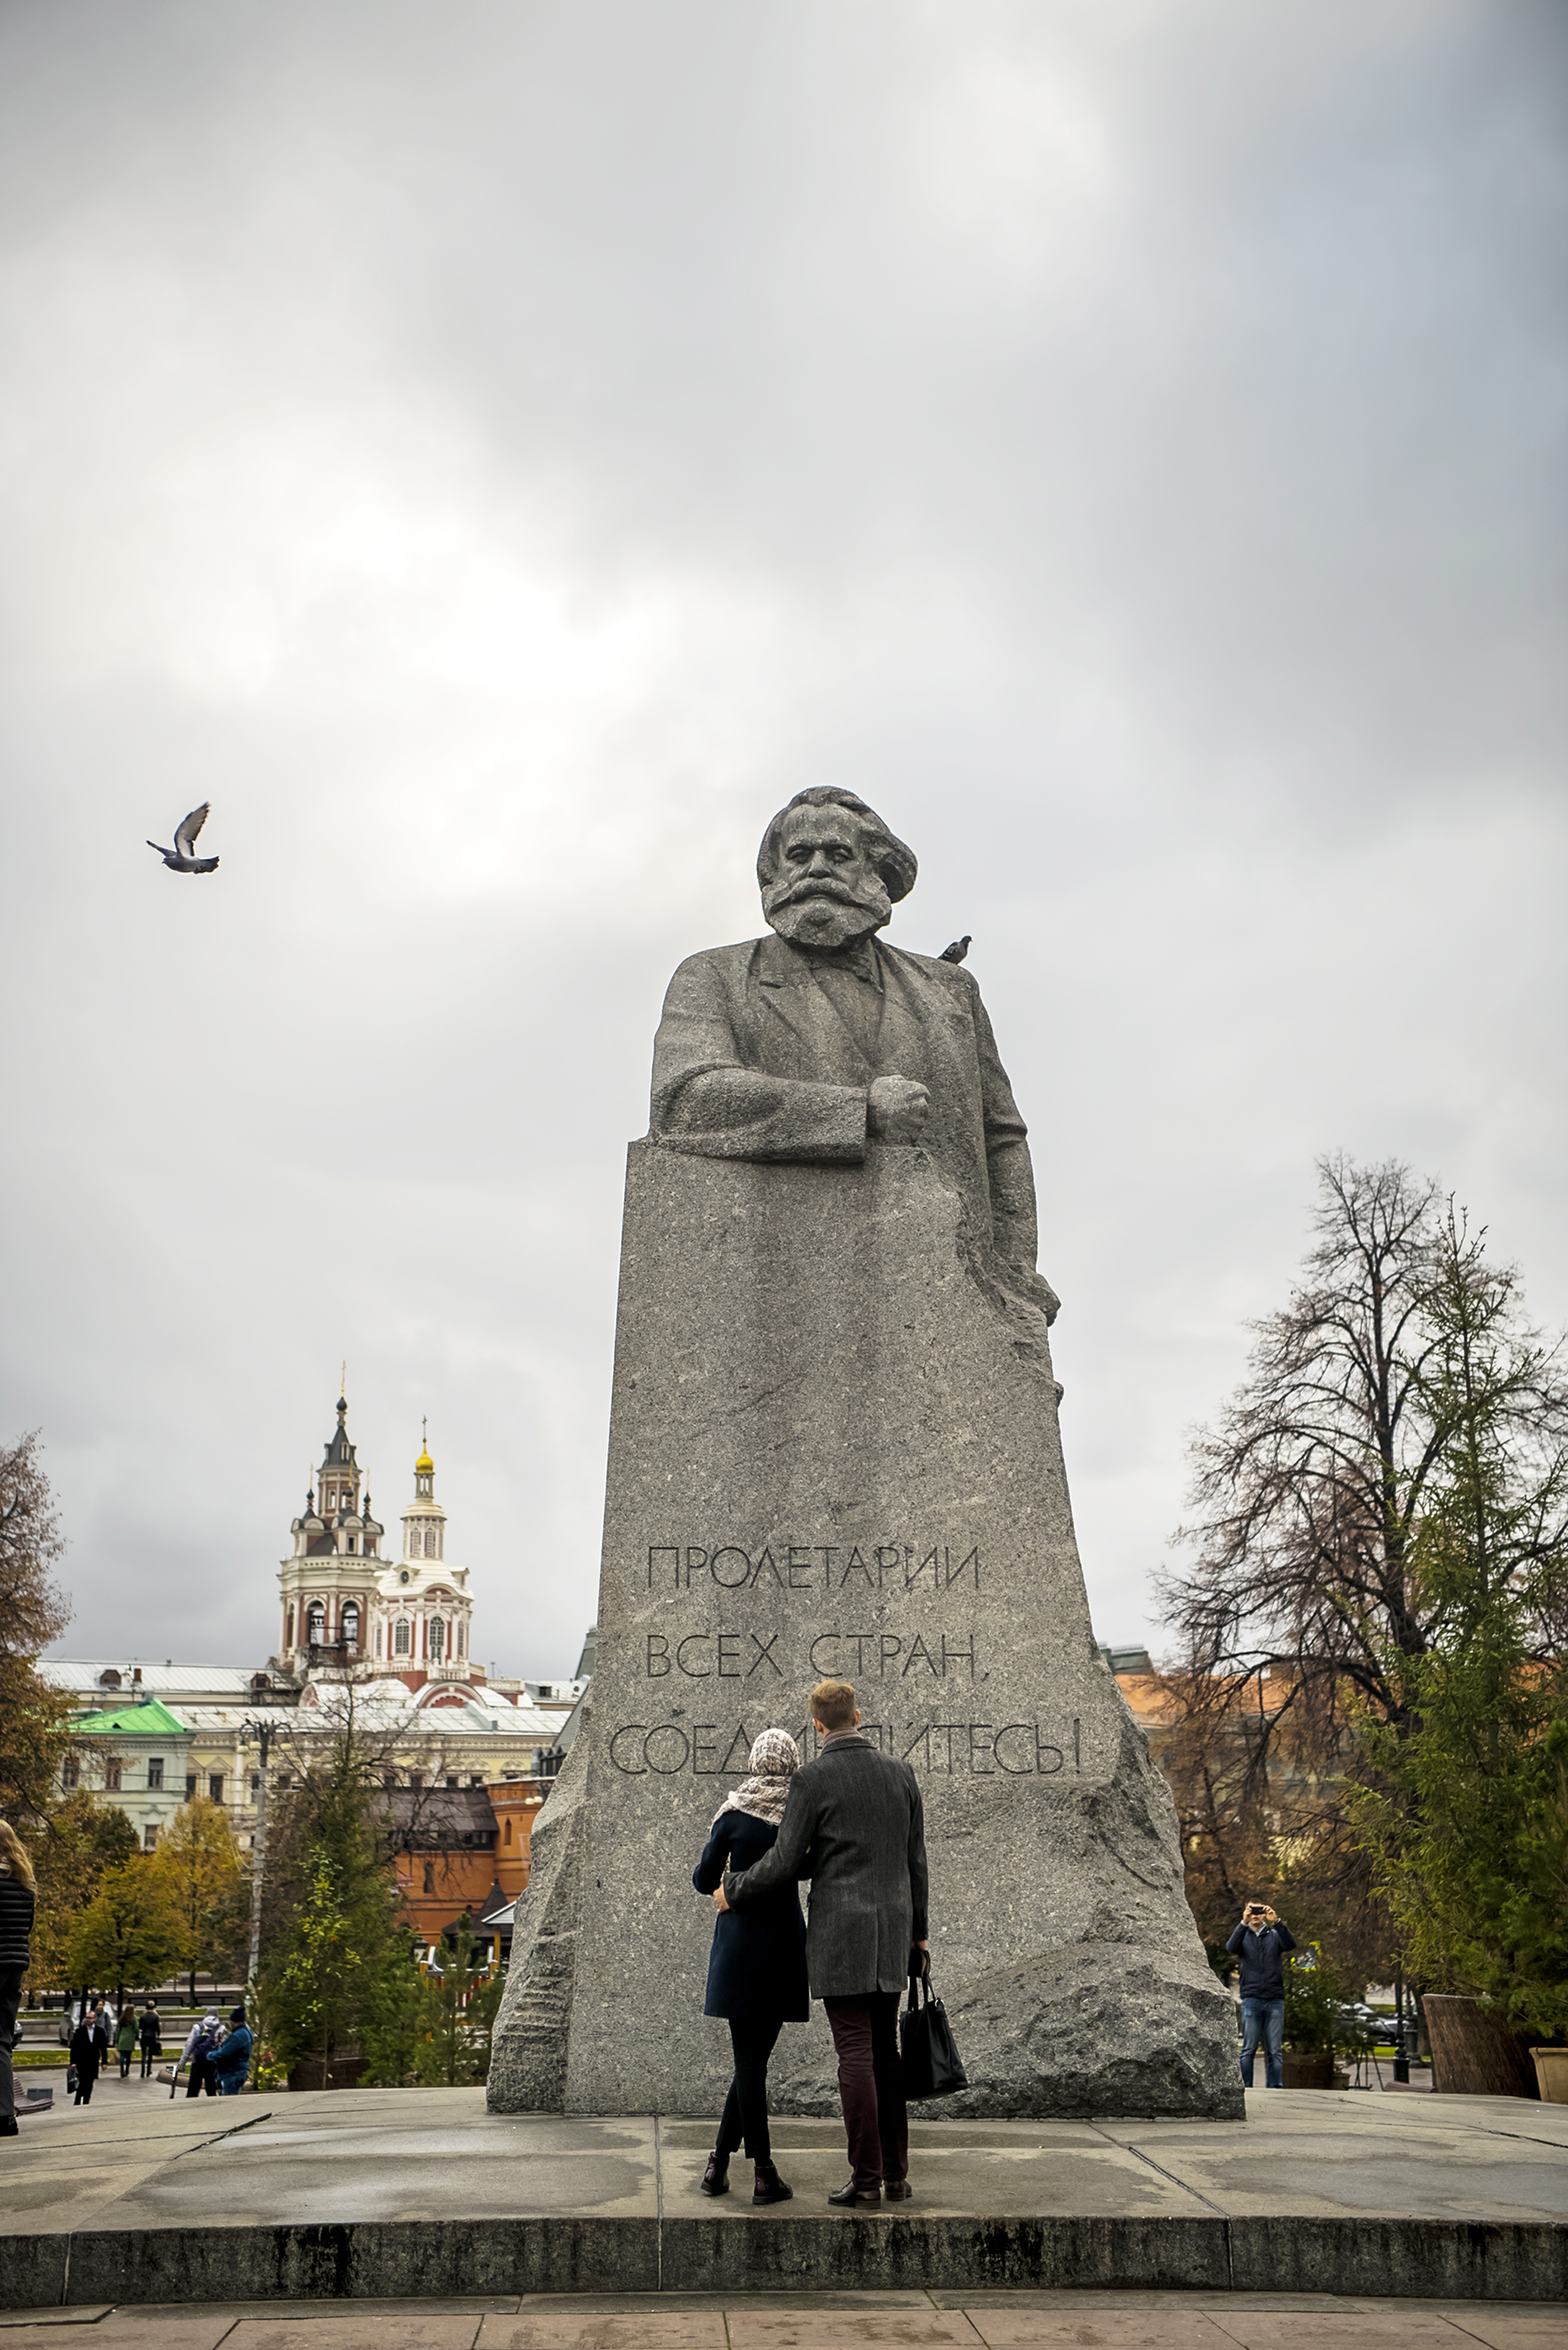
[385,1778,552,1959]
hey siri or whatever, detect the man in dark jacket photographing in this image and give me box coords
[714,1677,929,2205]
[1226,1902,1296,2089]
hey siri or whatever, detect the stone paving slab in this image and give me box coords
[0,2301,1567,2349]
[2,2089,1565,2309]
[1110,2123,1568,2221]
[663,2128,1202,2222]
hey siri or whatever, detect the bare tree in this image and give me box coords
[1158,1155,1568,1950]
[1152,1662,1394,1987]
[1162,1157,1443,1730]
[256,1672,464,1958]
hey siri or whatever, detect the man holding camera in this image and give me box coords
[1226,1902,1296,2089]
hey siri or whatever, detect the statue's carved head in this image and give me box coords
[757,788,917,952]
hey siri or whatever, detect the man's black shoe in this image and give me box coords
[699,2152,729,2197]
[884,2179,911,2200]
[752,2159,792,2203]
[0,2115,19,2138]
[827,2179,881,2205]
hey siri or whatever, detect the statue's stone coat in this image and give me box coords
[650,932,1047,1315]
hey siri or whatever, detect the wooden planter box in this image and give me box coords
[1281,2052,1334,2089]
[286,2052,368,2092]
[1424,1995,1539,2098]
[1530,2047,1568,2104]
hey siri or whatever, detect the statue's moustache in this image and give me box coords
[764,875,886,913]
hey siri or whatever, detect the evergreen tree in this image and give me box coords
[257,1682,414,2085]
[420,1914,503,2086]
[1351,1207,1568,2038]
[361,1947,439,2087]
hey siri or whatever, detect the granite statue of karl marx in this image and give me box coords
[651,787,1058,1324]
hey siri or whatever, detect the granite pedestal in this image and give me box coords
[489,1140,1239,2121]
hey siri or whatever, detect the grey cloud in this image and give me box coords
[1,0,1563,1676]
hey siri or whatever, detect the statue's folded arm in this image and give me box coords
[651,946,870,1164]
[653,1061,869,1163]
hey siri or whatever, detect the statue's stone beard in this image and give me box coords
[762,876,892,954]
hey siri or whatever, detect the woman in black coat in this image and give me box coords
[0,1821,36,2137]
[692,1727,808,2205]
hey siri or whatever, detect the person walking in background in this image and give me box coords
[714,1680,929,2208]
[0,1821,37,2139]
[115,2005,137,2078]
[69,2006,102,2106]
[210,2006,253,2097]
[138,1998,161,2079]
[1227,1901,1296,2090]
[692,1729,808,2205]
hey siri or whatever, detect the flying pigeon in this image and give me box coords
[147,804,219,874]
[938,933,971,964]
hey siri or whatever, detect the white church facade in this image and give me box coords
[48,1389,592,1859]
[276,1398,478,1697]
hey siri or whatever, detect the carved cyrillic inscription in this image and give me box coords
[645,1543,980,1593]
[605,1716,1082,1778]
[621,1534,1073,1778]
[645,1628,978,1680]
[646,1631,784,1678]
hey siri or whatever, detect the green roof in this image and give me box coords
[69,1698,188,1738]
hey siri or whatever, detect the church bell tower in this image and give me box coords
[275,1391,385,1673]
[368,1430,478,1690]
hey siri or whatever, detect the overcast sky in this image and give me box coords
[3,0,1563,1684]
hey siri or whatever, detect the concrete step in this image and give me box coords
[3,2087,1564,2311]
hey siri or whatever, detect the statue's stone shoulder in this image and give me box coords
[669,937,767,975]
[879,942,980,995]
[659,937,767,1007]
[664,934,980,995]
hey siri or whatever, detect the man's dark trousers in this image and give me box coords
[824,1991,906,2190]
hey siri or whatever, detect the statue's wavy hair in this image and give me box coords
[756,788,917,904]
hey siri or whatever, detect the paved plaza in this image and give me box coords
[4,2083,1566,2316]
[1,2290,1567,2350]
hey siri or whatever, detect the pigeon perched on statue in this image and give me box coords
[938,933,971,964]
[147,804,219,873]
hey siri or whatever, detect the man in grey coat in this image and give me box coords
[715,1677,929,2205]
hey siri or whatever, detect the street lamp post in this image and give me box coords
[240,1717,279,1990]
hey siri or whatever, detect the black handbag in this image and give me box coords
[900,1972,968,2098]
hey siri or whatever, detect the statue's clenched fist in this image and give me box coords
[869,1074,932,1144]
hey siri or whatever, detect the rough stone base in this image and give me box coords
[489,1735,587,2113]
[491,1142,1243,2123]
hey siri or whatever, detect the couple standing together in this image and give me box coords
[692,1676,929,2209]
